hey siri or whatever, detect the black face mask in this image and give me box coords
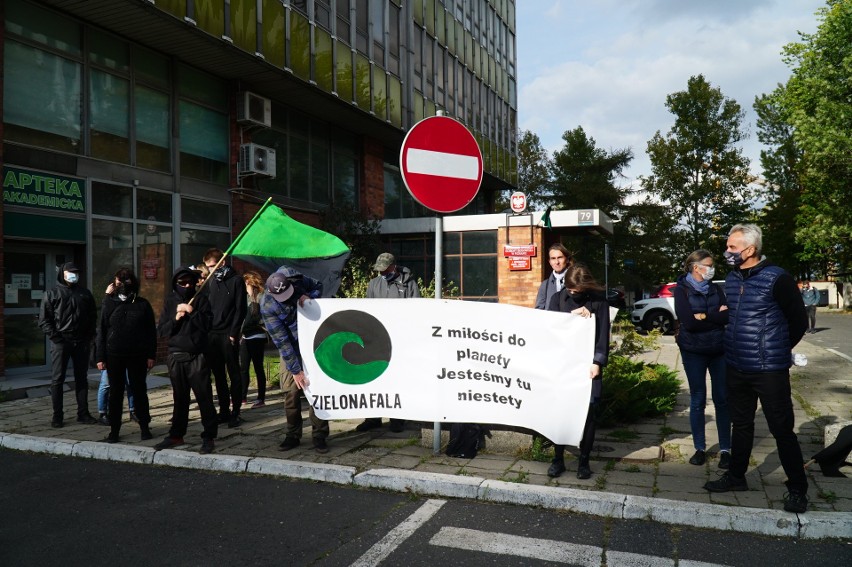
[175,285,195,301]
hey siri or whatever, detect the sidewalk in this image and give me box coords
[1,336,850,540]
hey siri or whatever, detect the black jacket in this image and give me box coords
[201,266,247,337]
[96,293,157,361]
[157,267,213,354]
[673,274,728,355]
[548,289,610,368]
[38,263,97,343]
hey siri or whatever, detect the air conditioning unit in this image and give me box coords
[239,143,276,178]
[237,91,272,127]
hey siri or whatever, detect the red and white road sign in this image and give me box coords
[399,116,483,213]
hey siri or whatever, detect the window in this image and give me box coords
[89,69,130,163]
[178,65,228,184]
[444,231,498,301]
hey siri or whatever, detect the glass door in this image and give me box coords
[4,244,73,376]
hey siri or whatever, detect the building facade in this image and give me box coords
[0,0,518,379]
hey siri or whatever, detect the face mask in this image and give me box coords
[383,271,397,281]
[724,250,745,267]
[699,265,716,280]
[568,291,586,302]
[213,266,230,281]
[175,285,195,301]
[64,271,79,284]
[118,293,129,302]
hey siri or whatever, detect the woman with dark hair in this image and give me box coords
[673,249,730,468]
[95,268,157,443]
[546,263,610,479]
[241,271,268,408]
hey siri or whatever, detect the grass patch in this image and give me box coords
[516,436,554,463]
[504,470,529,484]
[817,489,837,504]
[594,476,607,489]
[604,459,616,472]
[663,443,685,463]
[607,429,639,442]
[624,464,641,473]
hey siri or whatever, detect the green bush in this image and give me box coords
[598,355,681,427]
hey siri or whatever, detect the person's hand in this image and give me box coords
[572,306,591,318]
[719,305,728,312]
[97,362,106,371]
[146,358,155,370]
[590,363,601,379]
[293,371,309,389]
[297,294,311,307]
[175,303,193,320]
[229,336,236,345]
[105,283,115,295]
[694,313,706,320]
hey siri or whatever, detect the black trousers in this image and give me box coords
[727,365,808,493]
[240,338,267,401]
[106,354,150,434]
[207,331,242,417]
[49,339,91,420]
[553,403,597,462]
[167,352,218,440]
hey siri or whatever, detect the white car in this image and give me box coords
[631,281,726,335]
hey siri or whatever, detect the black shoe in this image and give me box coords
[217,412,231,424]
[389,419,405,433]
[51,419,64,429]
[140,427,153,441]
[279,437,300,451]
[77,413,98,425]
[97,414,110,426]
[576,456,592,480]
[129,411,139,423]
[704,472,748,492]
[313,438,329,454]
[783,491,808,513]
[718,451,731,470]
[106,432,120,444]
[689,450,706,466]
[200,438,215,455]
[547,460,566,478]
[154,437,184,451]
[355,418,382,432]
[227,415,244,428]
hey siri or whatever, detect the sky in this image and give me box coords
[515,0,825,191]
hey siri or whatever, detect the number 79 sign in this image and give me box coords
[578,210,594,225]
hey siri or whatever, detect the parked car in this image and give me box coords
[607,288,626,309]
[631,281,726,335]
[650,282,677,298]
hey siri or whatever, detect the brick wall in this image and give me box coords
[497,225,547,308]
[361,138,384,218]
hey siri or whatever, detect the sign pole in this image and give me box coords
[433,213,443,454]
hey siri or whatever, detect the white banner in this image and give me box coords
[299,298,594,446]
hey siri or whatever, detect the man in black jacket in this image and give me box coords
[38,262,98,428]
[155,267,217,454]
[202,248,247,428]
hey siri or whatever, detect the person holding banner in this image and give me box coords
[535,243,574,310]
[546,263,610,479]
[356,252,421,434]
[260,268,329,454]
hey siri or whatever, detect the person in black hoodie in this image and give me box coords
[201,248,247,428]
[39,261,98,428]
[155,267,217,454]
[546,263,611,480]
[95,268,156,443]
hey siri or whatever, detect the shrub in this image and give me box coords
[598,355,681,427]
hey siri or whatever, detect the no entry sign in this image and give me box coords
[399,116,483,213]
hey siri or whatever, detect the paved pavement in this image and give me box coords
[1,325,851,540]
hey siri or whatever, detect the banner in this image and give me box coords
[299,298,595,446]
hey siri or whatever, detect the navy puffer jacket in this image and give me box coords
[724,263,791,372]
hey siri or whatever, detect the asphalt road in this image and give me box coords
[802,311,852,361]
[2,449,849,566]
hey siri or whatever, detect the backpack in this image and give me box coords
[445,423,491,458]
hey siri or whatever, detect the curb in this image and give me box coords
[2,432,849,540]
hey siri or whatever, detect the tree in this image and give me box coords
[642,75,755,262]
[773,0,852,277]
[498,129,553,211]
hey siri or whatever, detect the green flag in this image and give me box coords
[228,200,350,297]
[541,205,553,230]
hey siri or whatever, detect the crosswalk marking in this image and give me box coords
[350,499,447,567]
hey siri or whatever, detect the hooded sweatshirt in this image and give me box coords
[157,267,213,354]
[38,262,97,343]
[96,286,157,362]
[201,264,247,337]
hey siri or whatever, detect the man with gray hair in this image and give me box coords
[704,224,809,513]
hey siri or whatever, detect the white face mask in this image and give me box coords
[701,266,716,280]
[64,271,79,284]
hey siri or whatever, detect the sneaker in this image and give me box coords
[251,400,266,409]
[704,472,748,492]
[389,419,405,433]
[783,491,808,513]
[547,461,566,478]
[718,451,731,470]
[154,437,185,451]
[227,415,244,428]
[689,450,706,466]
[355,418,382,432]
[313,438,329,454]
[200,438,215,455]
[129,411,139,424]
[77,413,98,425]
[279,437,300,451]
[98,414,110,426]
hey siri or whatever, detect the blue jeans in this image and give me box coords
[681,350,730,452]
[97,369,134,414]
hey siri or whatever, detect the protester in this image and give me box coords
[241,271,269,408]
[155,267,217,454]
[38,262,99,428]
[535,243,573,310]
[96,279,136,426]
[800,280,819,334]
[95,269,156,443]
[202,248,247,428]
[260,268,329,453]
[546,263,610,479]
[356,253,421,433]
[673,250,731,468]
[704,224,809,514]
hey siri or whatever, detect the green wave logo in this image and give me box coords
[313,310,392,385]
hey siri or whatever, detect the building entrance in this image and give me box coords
[3,243,74,377]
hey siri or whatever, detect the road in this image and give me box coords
[802,311,852,361]
[1,450,848,566]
